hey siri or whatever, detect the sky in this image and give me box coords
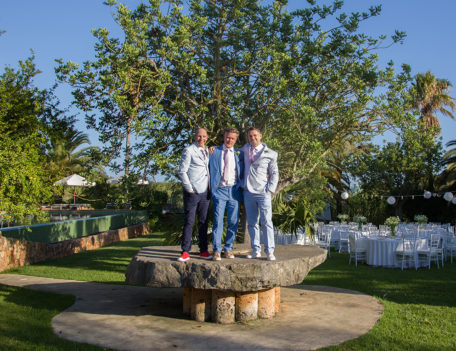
[1,0,456,177]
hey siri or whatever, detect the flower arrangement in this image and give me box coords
[337,213,349,223]
[353,214,367,230]
[414,214,428,227]
[384,216,400,236]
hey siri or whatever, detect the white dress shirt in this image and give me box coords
[220,146,237,186]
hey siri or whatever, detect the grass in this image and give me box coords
[0,285,110,351]
[4,233,164,284]
[1,235,456,350]
[303,253,456,350]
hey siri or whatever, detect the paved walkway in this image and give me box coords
[0,274,384,351]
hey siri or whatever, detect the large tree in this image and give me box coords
[58,0,410,192]
[0,57,54,222]
[55,0,175,176]
[159,0,409,193]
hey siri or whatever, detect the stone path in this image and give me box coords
[0,274,384,351]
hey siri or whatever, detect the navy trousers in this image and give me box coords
[181,190,210,253]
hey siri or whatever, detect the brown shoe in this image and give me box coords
[212,252,221,261]
[223,250,235,259]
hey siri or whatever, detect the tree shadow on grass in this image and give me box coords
[0,285,108,351]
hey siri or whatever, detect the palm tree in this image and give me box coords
[436,139,456,191]
[443,139,456,171]
[47,128,93,176]
[411,71,455,133]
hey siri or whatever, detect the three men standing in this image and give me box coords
[177,128,212,262]
[240,127,279,261]
[177,126,278,262]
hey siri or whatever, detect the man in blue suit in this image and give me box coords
[209,127,244,261]
[177,128,212,262]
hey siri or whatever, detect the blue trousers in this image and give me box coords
[212,186,240,253]
[244,191,275,254]
[181,190,210,253]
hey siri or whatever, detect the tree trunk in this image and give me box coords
[125,117,132,177]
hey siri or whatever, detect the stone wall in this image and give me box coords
[0,222,149,272]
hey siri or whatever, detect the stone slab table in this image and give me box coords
[126,244,326,324]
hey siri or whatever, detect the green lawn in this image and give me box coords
[303,253,456,350]
[4,233,165,284]
[0,285,111,351]
[1,235,456,350]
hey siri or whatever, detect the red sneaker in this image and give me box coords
[199,251,213,260]
[178,251,190,262]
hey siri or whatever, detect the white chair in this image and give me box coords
[316,228,332,257]
[348,234,366,267]
[338,231,349,253]
[396,237,417,270]
[418,234,444,269]
[444,235,456,264]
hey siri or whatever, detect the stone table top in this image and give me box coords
[125,244,327,292]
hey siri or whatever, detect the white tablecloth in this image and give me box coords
[365,238,428,268]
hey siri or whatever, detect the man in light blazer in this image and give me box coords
[177,128,212,262]
[209,127,244,261]
[240,127,279,261]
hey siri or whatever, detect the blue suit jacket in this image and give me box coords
[209,145,244,201]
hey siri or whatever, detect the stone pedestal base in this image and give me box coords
[183,287,280,323]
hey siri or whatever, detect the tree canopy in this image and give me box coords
[56,0,410,194]
[0,57,54,222]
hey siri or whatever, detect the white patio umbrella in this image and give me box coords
[55,174,95,203]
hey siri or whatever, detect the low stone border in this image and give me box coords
[0,222,149,272]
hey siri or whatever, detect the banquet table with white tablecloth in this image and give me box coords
[364,237,428,268]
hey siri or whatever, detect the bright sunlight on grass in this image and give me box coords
[4,233,164,284]
[303,252,456,350]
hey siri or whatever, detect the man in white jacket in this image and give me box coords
[177,128,212,262]
[240,127,279,261]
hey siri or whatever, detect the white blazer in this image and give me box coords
[241,143,279,194]
[178,143,209,193]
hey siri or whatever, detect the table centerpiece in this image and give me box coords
[353,214,367,230]
[414,214,428,228]
[384,216,400,237]
[337,213,349,223]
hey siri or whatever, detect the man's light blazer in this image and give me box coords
[240,143,279,194]
[178,143,209,194]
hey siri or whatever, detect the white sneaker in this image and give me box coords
[267,253,276,261]
[246,251,262,259]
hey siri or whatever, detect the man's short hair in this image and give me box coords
[247,126,261,134]
[224,126,239,135]
[194,127,207,137]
